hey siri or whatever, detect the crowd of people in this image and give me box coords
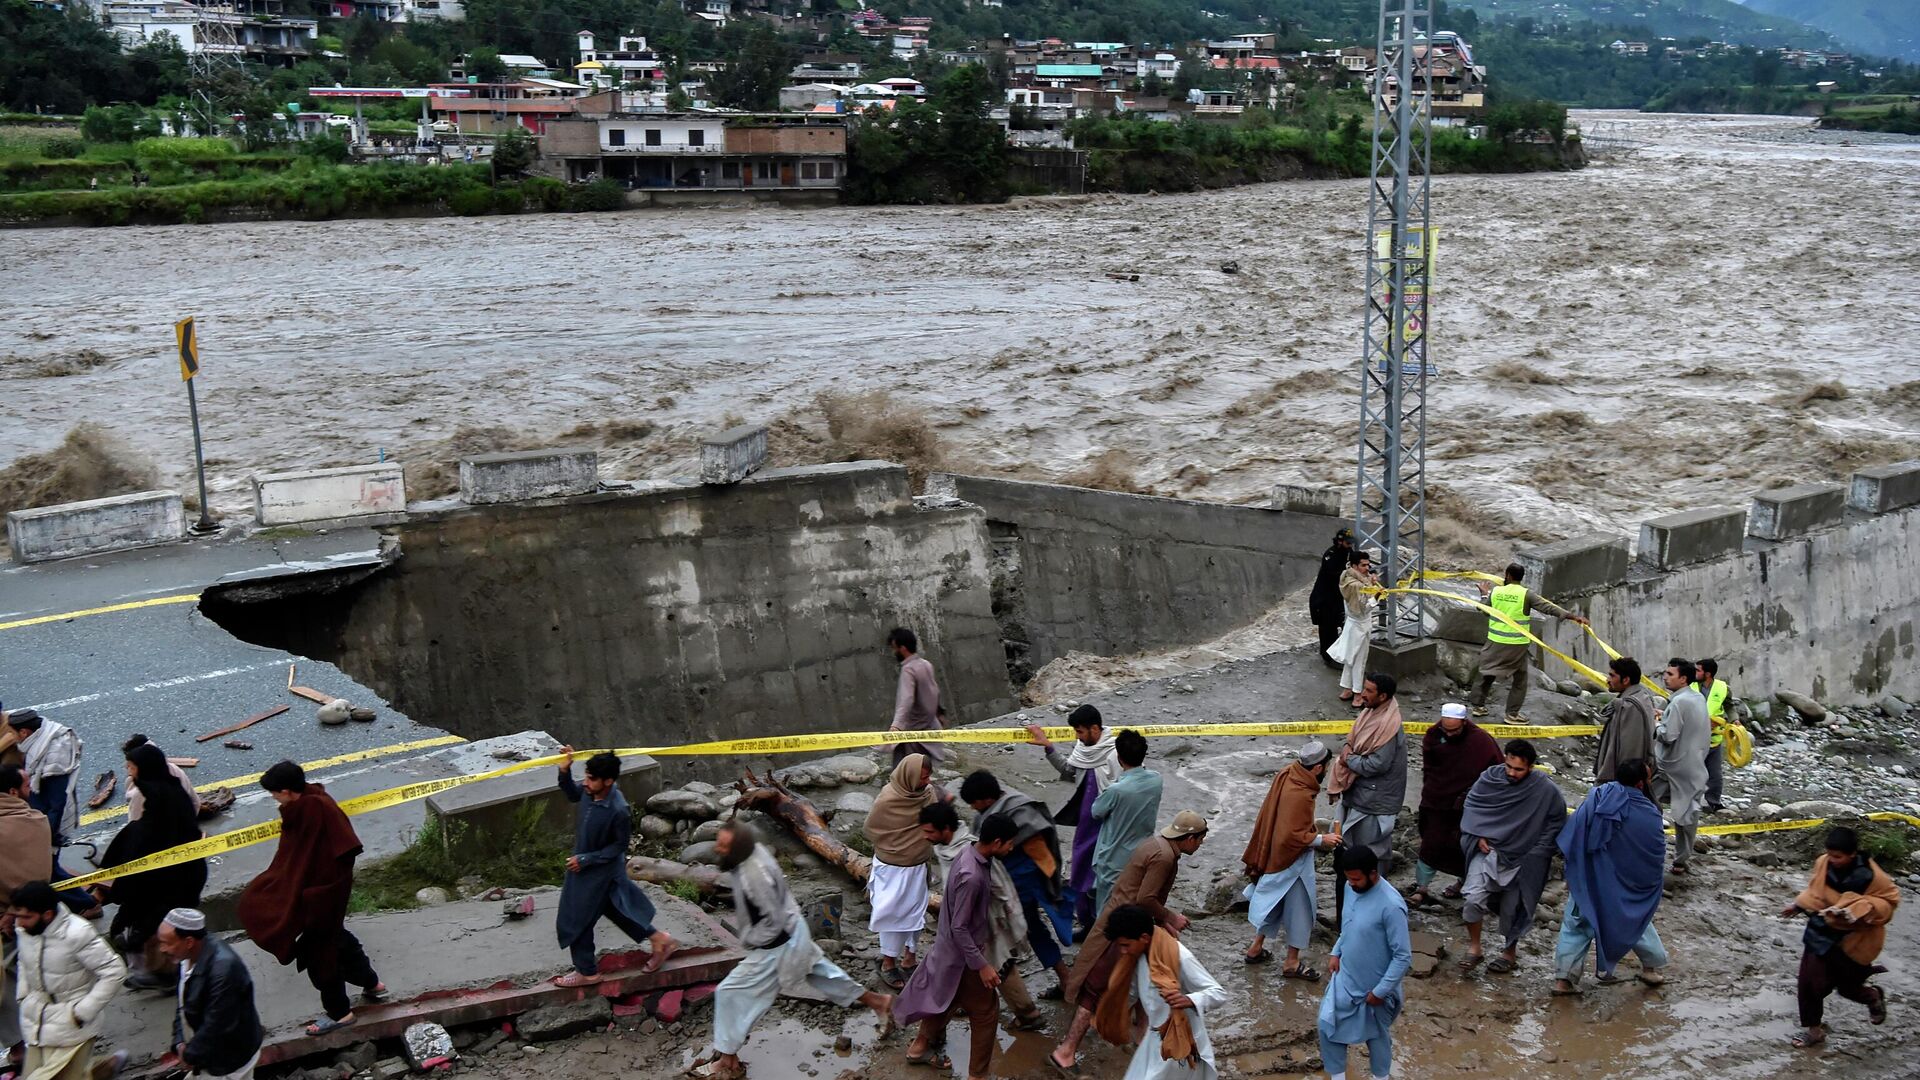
[0,602,1907,1080]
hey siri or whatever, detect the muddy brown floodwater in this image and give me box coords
[4,112,1919,546]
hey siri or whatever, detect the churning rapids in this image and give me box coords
[3,111,1917,547]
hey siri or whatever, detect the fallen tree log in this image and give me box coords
[627,856,729,894]
[733,766,872,885]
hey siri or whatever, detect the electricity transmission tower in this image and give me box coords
[1353,0,1434,643]
[186,3,249,135]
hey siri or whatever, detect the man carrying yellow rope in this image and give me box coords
[1470,563,1590,724]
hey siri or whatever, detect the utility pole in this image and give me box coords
[1353,0,1435,644]
[174,317,217,534]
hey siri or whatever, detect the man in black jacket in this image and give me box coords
[1309,528,1354,669]
[158,908,264,1080]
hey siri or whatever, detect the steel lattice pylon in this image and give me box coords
[1353,0,1434,643]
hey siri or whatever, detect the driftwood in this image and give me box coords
[627,856,729,894]
[733,766,872,885]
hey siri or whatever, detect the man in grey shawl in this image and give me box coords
[959,770,1074,996]
[701,822,892,1079]
[1457,739,1567,974]
[1594,657,1658,784]
[1652,657,1711,874]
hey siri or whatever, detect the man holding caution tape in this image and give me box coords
[1471,563,1589,723]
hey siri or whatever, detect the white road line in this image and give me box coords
[27,660,288,711]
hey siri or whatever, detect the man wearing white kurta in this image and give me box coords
[1097,905,1228,1080]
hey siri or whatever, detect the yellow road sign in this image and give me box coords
[175,316,199,381]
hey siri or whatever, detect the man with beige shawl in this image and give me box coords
[864,754,947,989]
[1327,553,1380,703]
[1326,674,1407,933]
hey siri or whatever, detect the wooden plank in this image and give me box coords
[195,704,289,743]
[289,686,332,704]
[166,757,198,768]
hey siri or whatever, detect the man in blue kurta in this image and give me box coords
[1090,730,1162,917]
[1553,757,1669,993]
[1317,847,1411,1080]
[553,748,677,986]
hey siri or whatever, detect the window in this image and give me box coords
[722,162,740,179]
[819,161,836,179]
[645,129,662,146]
[756,161,775,179]
[688,129,704,147]
[607,128,626,146]
[800,162,817,179]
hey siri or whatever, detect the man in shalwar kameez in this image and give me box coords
[552,750,676,986]
[1316,848,1411,1080]
[1095,905,1229,1080]
[895,814,1020,1080]
[1457,739,1566,975]
[1025,704,1120,934]
[1241,741,1337,978]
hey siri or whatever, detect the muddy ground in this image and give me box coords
[5,114,1920,556]
[419,644,1920,1080]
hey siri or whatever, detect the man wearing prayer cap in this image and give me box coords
[1241,742,1340,980]
[1408,703,1503,909]
[158,908,264,1080]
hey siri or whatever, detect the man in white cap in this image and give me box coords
[1242,743,1339,980]
[1408,704,1502,909]
[157,908,264,1080]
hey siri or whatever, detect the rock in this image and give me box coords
[1555,680,1583,697]
[1749,850,1781,867]
[471,1032,509,1057]
[336,1043,379,1074]
[1879,695,1912,719]
[1749,699,1772,722]
[789,851,826,871]
[403,1023,455,1069]
[1826,755,1848,768]
[1779,799,1864,820]
[373,1060,409,1080]
[455,874,486,897]
[1757,802,1783,818]
[1432,641,1480,689]
[640,1018,659,1035]
[1408,931,1446,957]
[318,699,353,725]
[1408,952,1440,978]
[777,764,842,789]
[518,997,612,1042]
[823,754,879,784]
[833,790,876,817]
[717,791,740,810]
[835,1035,853,1053]
[1219,260,1240,274]
[414,887,451,907]
[520,1044,543,1056]
[688,819,724,843]
[646,790,719,821]
[681,781,718,796]
[680,841,721,865]
[817,939,845,959]
[1776,690,1828,723]
[501,895,535,920]
[638,814,676,841]
[349,706,376,722]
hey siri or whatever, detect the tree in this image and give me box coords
[709,21,791,111]
[0,0,135,113]
[492,126,536,174]
[469,47,508,83]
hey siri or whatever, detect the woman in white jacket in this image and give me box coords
[9,881,128,1080]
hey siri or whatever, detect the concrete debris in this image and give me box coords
[517,997,613,1043]
[318,698,354,725]
[502,895,536,920]
[403,1023,456,1070]
[645,790,720,821]
[471,1031,509,1057]
[374,1058,409,1080]
[335,1041,378,1074]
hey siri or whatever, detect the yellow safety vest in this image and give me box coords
[1487,583,1531,645]
[1694,679,1730,747]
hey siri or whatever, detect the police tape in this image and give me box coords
[1688,812,1920,838]
[53,718,1610,889]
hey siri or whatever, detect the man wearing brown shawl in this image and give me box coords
[235,762,386,1037]
[1782,826,1900,1049]
[1241,742,1337,977]
[863,753,946,988]
[1048,813,1208,1076]
[1409,703,1503,908]
[1327,674,1407,932]
[1095,905,1227,1080]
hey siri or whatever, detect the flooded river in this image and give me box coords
[3,112,1918,543]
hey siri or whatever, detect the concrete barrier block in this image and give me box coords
[1515,533,1630,599]
[1748,483,1846,541]
[701,425,767,485]
[425,751,660,855]
[1639,506,1747,570]
[459,448,598,504]
[6,490,184,563]
[1271,483,1343,517]
[253,463,406,526]
[1849,461,1920,515]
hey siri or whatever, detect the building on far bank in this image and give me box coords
[94,0,317,67]
[540,110,846,199]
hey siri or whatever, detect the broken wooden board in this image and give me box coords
[196,704,289,743]
[166,757,198,768]
[289,686,333,704]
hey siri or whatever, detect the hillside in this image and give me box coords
[1456,0,1838,49]
[1739,0,1920,61]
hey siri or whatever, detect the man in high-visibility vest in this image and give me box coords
[1471,563,1589,723]
[1693,658,1731,813]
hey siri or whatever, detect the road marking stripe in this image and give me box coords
[78,734,467,826]
[0,593,202,632]
[27,661,288,712]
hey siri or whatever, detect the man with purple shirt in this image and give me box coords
[1024,704,1119,937]
[894,813,1020,1080]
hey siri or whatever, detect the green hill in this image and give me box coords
[1738,0,1920,61]
[1457,0,1839,49]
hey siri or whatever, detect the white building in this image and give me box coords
[93,0,316,67]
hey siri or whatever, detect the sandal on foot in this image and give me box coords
[361,983,390,1002]
[553,971,603,988]
[1038,981,1065,1001]
[1441,883,1463,900]
[1046,1056,1080,1079]
[1551,982,1581,997]
[1869,987,1888,1025]
[1009,1010,1048,1032]
[1338,691,1355,702]
[1456,953,1485,974]
[1243,949,1273,965]
[642,939,678,974]
[906,1050,952,1070]
[878,964,907,990]
[1790,1031,1826,1049]
[1282,964,1321,982]
[1487,956,1518,975]
[305,1015,356,1037]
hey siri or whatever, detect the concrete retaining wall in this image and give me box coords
[204,462,1016,771]
[253,463,406,526]
[928,474,1342,681]
[1512,462,1920,705]
[5,490,184,563]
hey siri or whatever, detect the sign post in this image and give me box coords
[174,316,216,533]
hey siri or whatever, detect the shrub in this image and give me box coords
[447,182,495,216]
[519,175,566,212]
[132,137,236,161]
[566,178,625,212]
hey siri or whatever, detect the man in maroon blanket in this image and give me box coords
[236,761,388,1036]
[1408,703,1504,908]
[894,813,1019,1080]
